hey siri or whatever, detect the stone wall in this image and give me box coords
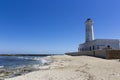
[94,50,106,58]
[65,49,120,59]
[65,51,94,56]
[106,50,120,59]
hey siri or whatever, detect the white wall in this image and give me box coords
[78,39,120,52]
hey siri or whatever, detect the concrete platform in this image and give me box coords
[65,49,120,59]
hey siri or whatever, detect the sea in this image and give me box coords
[0,56,48,69]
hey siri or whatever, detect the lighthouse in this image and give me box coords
[85,18,94,42]
[78,18,119,52]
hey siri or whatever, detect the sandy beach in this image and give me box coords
[6,55,120,80]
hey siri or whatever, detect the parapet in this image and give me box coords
[65,49,120,59]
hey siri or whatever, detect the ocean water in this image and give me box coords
[0,56,47,69]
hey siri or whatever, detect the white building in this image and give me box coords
[78,18,120,52]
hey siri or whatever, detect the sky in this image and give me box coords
[0,0,120,54]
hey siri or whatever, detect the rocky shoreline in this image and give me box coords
[0,56,51,80]
[0,66,39,80]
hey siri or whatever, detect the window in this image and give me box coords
[90,46,91,51]
[93,46,95,50]
[97,46,99,49]
[107,45,110,48]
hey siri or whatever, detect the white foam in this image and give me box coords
[17,56,51,66]
[0,66,4,68]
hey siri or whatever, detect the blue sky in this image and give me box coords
[0,0,120,54]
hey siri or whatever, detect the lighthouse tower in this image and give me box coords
[78,18,120,52]
[85,18,94,42]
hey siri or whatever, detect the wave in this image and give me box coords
[0,65,4,68]
[17,57,35,60]
[17,56,50,65]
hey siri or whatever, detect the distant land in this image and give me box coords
[0,54,63,56]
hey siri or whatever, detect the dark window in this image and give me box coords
[97,46,99,49]
[90,46,91,51]
[93,46,95,50]
[107,45,110,48]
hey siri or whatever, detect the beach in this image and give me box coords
[6,55,120,80]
